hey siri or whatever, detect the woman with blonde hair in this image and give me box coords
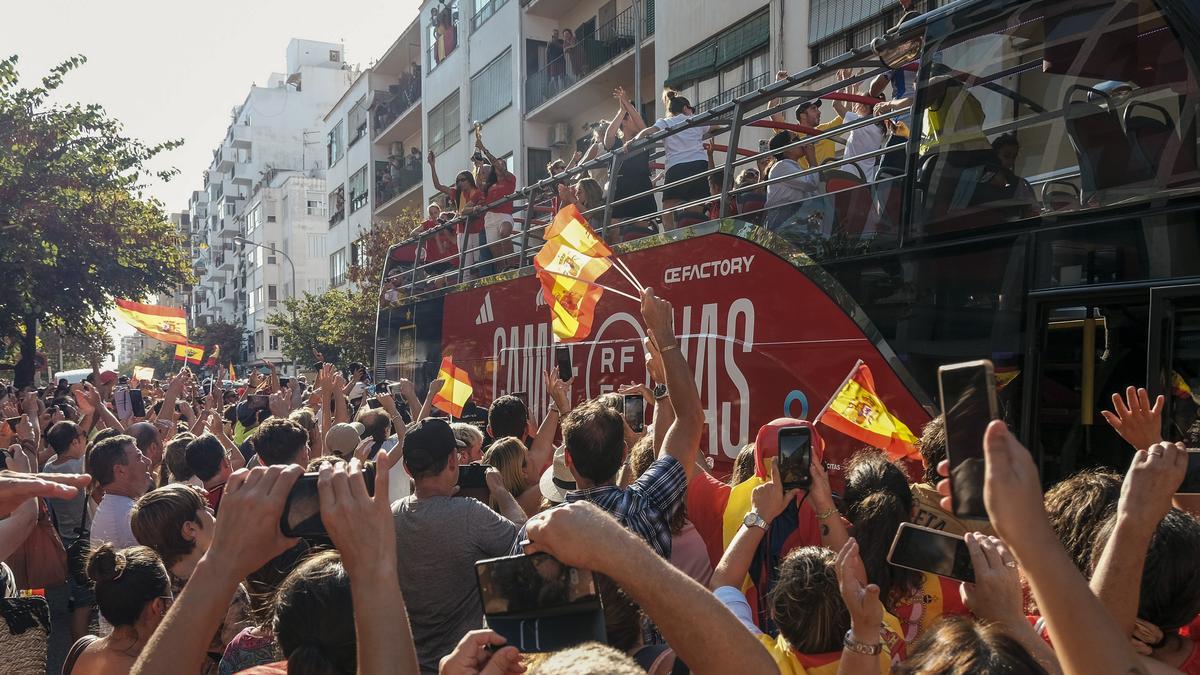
[482,437,541,516]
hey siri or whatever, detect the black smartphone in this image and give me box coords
[1178,450,1200,495]
[555,346,572,382]
[458,464,490,502]
[777,425,812,491]
[475,553,604,653]
[128,389,146,418]
[281,469,376,538]
[248,394,271,413]
[5,417,20,432]
[114,388,132,419]
[938,360,997,519]
[365,397,383,410]
[887,522,975,583]
[622,394,644,433]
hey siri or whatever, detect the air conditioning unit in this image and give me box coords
[550,123,572,147]
[390,141,404,157]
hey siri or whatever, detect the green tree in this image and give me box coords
[266,290,375,369]
[0,55,191,387]
[128,342,177,378]
[346,210,422,289]
[39,320,114,372]
[192,320,243,370]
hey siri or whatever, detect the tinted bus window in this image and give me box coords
[913,0,1200,238]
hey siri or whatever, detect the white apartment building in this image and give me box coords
[184,39,355,367]
[118,334,151,369]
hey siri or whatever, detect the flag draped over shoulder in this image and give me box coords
[432,356,473,418]
[537,270,604,341]
[114,299,188,345]
[816,360,919,460]
[174,343,205,366]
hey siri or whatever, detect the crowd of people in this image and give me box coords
[2,287,1199,674]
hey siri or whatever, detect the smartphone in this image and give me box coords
[458,464,490,502]
[365,397,383,410]
[938,360,997,519]
[777,425,812,490]
[114,388,132,420]
[248,394,271,413]
[1178,450,1200,495]
[281,470,376,538]
[475,553,604,652]
[555,346,572,382]
[5,417,19,432]
[128,389,146,418]
[622,394,645,433]
[887,522,975,583]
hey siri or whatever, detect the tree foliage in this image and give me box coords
[0,54,191,386]
[346,210,421,289]
[39,320,114,372]
[128,342,177,378]
[192,320,243,369]
[266,290,375,369]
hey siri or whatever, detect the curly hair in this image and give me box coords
[768,546,848,654]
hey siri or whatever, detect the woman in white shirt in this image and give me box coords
[634,89,719,230]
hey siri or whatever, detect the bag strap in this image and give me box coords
[72,494,90,539]
[63,635,100,675]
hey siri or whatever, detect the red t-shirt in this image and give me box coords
[484,173,517,215]
[454,188,486,235]
[419,218,458,264]
[205,483,225,513]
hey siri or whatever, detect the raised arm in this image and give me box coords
[618,89,647,133]
[529,371,571,476]
[603,93,627,151]
[526,501,777,675]
[639,288,703,480]
[428,149,453,197]
[417,379,444,422]
[710,459,796,589]
[375,392,409,443]
[832,68,856,118]
[477,140,512,183]
[769,70,789,124]
[485,467,528,526]
[0,448,43,561]
[1100,386,1164,452]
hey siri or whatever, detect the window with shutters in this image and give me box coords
[428,90,461,156]
[469,49,512,124]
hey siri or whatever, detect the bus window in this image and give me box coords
[912,0,1200,239]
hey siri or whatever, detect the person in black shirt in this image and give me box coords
[601,87,659,241]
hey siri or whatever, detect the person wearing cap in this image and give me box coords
[770,70,845,169]
[391,417,525,673]
[324,422,367,459]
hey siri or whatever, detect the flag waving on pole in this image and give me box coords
[432,356,473,418]
[815,360,919,460]
[205,345,221,368]
[174,343,205,366]
[537,270,605,341]
[544,204,613,258]
[535,238,613,282]
[114,299,188,345]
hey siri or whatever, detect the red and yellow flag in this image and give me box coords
[432,356,473,418]
[816,360,919,460]
[174,343,205,366]
[114,299,188,345]
[544,204,613,258]
[534,238,612,283]
[228,363,237,382]
[537,270,604,342]
[205,344,221,368]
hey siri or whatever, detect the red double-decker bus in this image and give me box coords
[378,0,1200,483]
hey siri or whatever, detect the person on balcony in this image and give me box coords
[564,28,584,79]
[633,88,721,230]
[547,30,566,91]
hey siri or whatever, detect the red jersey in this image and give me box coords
[453,188,486,234]
[419,218,458,264]
[484,172,517,215]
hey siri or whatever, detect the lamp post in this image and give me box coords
[234,236,298,370]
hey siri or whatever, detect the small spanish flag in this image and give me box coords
[535,238,612,283]
[228,363,237,382]
[545,204,612,258]
[205,345,221,368]
[537,269,604,342]
[174,343,205,366]
[815,360,919,460]
[432,356,473,418]
[114,299,188,345]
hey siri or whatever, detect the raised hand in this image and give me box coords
[751,457,799,524]
[268,388,291,419]
[544,370,573,413]
[317,450,397,575]
[639,287,677,352]
[1100,387,1164,451]
[523,501,630,571]
[0,469,90,518]
[207,464,302,579]
[836,538,883,642]
[1117,441,1188,529]
[439,629,524,675]
[959,533,1024,625]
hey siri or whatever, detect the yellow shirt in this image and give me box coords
[800,116,844,169]
[756,612,906,674]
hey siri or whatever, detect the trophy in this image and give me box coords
[473,120,483,144]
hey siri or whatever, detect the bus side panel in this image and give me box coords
[439,232,930,478]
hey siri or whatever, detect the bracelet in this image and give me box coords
[843,629,882,656]
[815,505,838,520]
[658,343,679,354]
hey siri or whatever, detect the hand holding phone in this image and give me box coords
[280,465,379,538]
[555,346,572,382]
[777,425,812,491]
[887,522,974,583]
[938,360,996,519]
[457,464,490,502]
[475,553,604,652]
[622,394,644,433]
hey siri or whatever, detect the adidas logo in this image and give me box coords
[474,292,495,325]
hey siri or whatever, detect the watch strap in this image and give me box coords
[843,629,882,656]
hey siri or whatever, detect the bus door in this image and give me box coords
[1147,284,1200,443]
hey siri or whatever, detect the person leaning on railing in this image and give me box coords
[428,149,488,274]
[633,88,722,231]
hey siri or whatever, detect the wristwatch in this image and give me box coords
[652,383,668,400]
[843,629,882,656]
[743,511,768,531]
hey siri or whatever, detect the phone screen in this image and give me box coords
[365,398,383,410]
[888,523,975,583]
[281,474,323,538]
[622,395,644,433]
[1179,450,1200,495]
[938,360,996,519]
[128,389,146,418]
[248,394,271,412]
[476,553,598,616]
[777,426,812,490]
[458,464,490,502]
[555,346,572,382]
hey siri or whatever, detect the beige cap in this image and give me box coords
[538,446,577,504]
[325,422,367,458]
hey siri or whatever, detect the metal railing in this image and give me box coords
[372,83,422,138]
[695,72,772,113]
[525,3,645,112]
[376,166,423,207]
[470,0,508,32]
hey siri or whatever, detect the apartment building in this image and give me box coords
[117,334,151,369]
[186,39,355,355]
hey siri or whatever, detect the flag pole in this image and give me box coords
[611,258,645,293]
[812,359,864,424]
[548,272,641,302]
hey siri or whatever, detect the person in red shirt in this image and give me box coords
[183,434,232,513]
[417,202,458,286]
[476,137,518,271]
[429,150,487,274]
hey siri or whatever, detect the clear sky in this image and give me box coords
[3,0,420,370]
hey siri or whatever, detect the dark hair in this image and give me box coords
[768,546,848,654]
[247,540,311,628]
[488,395,529,440]
[86,544,171,627]
[917,415,947,486]
[991,133,1019,152]
[46,421,81,454]
[1043,468,1121,573]
[127,421,160,455]
[663,88,691,116]
[842,450,922,607]
[598,574,641,653]
[562,400,625,484]
[185,433,227,482]
[273,550,356,674]
[89,435,136,487]
[455,170,477,191]
[895,616,1049,674]
[768,130,794,161]
[251,418,309,466]
[355,409,391,444]
[89,427,122,448]
[730,443,756,485]
[130,484,208,567]
[162,432,196,486]
[1091,508,1200,631]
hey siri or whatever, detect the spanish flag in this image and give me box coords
[534,238,612,282]
[228,363,237,382]
[205,345,221,368]
[537,269,604,341]
[114,299,188,345]
[815,360,919,460]
[545,204,612,258]
[174,343,205,366]
[432,356,473,418]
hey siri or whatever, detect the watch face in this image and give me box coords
[652,384,667,398]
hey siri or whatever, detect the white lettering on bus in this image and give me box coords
[493,322,550,418]
[662,255,755,285]
[678,298,756,458]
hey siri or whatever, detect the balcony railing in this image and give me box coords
[427,4,460,73]
[525,0,653,112]
[376,163,424,208]
[350,189,369,213]
[470,0,508,32]
[372,80,422,139]
[695,72,771,113]
[329,207,345,227]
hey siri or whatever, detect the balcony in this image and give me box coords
[231,164,254,187]
[229,124,252,149]
[216,216,239,237]
[427,3,460,73]
[374,163,423,219]
[525,1,654,117]
[372,83,422,149]
[216,254,234,272]
[215,149,234,174]
[695,72,772,113]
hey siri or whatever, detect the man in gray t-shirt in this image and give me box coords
[393,418,520,674]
